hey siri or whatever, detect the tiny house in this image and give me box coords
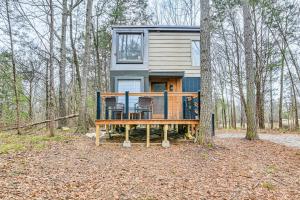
[109,25,200,120]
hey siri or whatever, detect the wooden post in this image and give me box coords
[212,113,215,137]
[95,124,100,146]
[96,91,101,120]
[123,124,131,147]
[106,124,110,138]
[125,91,129,119]
[164,90,168,119]
[197,90,201,119]
[162,124,170,148]
[146,124,150,147]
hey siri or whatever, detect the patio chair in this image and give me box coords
[105,97,124,120]
[134,97,153,119]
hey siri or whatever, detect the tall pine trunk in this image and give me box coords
[58,0,68,128]
[269,68,274,129]
[49,0,55,137]
[197,0,213,145]
[5,0,21,134]
[243,1,257,140]
[78,0,93,133]
[279,46,285,129]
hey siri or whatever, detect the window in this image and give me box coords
[117,79,142,111]
[117,33,143,63]
[192,41,200,66]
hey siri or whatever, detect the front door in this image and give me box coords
[151,82,167,119]
[150,77,182,119]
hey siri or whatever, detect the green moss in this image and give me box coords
[0,132,73,154]
[261,181,275,190]
[266,165,277,174]
[0,143,25,154]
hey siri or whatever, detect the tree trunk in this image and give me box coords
[243,1,257,140]
[288,68,299,129]
[58,0,68,128]
[29,80,33,120]
[5,0,21,134]
[270,67,274,129]
[78,0,93,133]
[196,0,213,145]
[49,0,55,137]
[69,0,82,93]
[279,46,285,129]
[45,60,49,127]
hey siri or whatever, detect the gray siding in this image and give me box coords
[148,32,200,77]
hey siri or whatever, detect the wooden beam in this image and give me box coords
[146,124,150,147]
[123,124,131,147]
[95,124,100,146]
[95,119,199,125]
[162,124,170,148]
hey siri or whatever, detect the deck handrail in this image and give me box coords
[99,92,199,97]
[96,90,201,120]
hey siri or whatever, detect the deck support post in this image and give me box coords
[95,124,100,146]
[146,124,150,147]
[162,124,170,148]
[123,124,131,147]
[106,125,111,138]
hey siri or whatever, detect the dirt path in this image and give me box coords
[0,135,299,199]
[217,133,300,149]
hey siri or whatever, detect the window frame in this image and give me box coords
[191,40,200,67]
[116,32,144,64]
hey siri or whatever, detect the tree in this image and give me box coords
[48,0,55,137]
[78,0,93,133]
[196,0,213,145]
[5,0,21,134]
[243,0,257,140]
[58,0,68,128]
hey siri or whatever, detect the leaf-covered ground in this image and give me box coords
[0,133,299,199]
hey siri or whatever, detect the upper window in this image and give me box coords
[117,33,143,63]
[192,41,200,66]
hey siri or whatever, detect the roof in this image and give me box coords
[111,25,200,32]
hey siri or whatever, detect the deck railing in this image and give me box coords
[94,91,216,147]
[96,91,201,121]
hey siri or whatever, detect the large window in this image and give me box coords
[192,41,200,66]
[117,79,142,111]
[117,33,143,63]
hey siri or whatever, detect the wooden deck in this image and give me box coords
[95,91,200,148]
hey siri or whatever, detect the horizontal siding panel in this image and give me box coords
[149,61,191,66]
[150,67,200,71]
[150,32,200,37]
[148,32,199,73]
[149,48,191,53]
[149,69,200,76]
[149,56,191,61]
[150,52,191,57]
[149,35,200,40]
[149,40,191,44]
[149,43,191,48]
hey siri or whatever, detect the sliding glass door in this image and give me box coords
[117,79,141,112]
